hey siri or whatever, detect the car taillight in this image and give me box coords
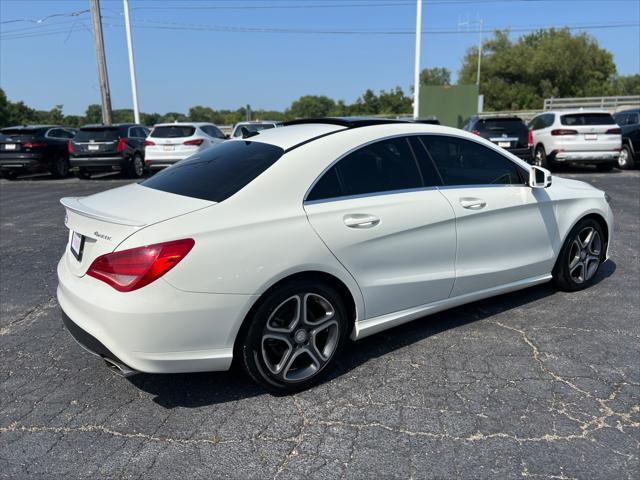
[606,127,621,134]
[116,138,128,152]
[68,140,74,153]
[87,239,195,292]
[527,130,533,147]
[23,141,48,149]
[551,129,578,136]
[471,129,480,135]
[183,139,204,146]
[144,140,155,146]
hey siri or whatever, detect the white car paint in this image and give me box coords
[57,121,613,375]
[144,122,226,170]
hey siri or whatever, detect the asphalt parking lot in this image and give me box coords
[0,169,638,479]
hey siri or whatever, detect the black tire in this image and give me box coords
[534,145,550,169]
[596,163,614,172]
[50,155,70,178]
[617,144,635,170]
[240,280,349,393]
[75,169,91,180]
[126,153,144,179]
[553,218,605,292]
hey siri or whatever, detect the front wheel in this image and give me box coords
[617,144,635,170]
[240,281,349,393]
[553,219,605,292]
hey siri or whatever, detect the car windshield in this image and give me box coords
[142,140,284,202]
[151,126,196,138]
[0,128,47,140]
[75,128,120,142]
[477,119,527,134]
[561,113,615,126]
[233,124,275,137]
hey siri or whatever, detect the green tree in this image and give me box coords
[84,104,102,124]
[459,29,618,110]
[611,74,640,96]
[286,95,336,119]
[420,67,451,86]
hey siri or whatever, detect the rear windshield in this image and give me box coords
[75,128,120,142]
[1,128,47,140]
[476,118,527,134]
[142,140,284,202]
[233,124,275,137]
[561,113,615,126]
[151,126,196,138]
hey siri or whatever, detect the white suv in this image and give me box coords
[529,110,621,171]
[144,122,226,171]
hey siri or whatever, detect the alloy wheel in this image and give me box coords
[617,148,628,168]
[568,226,601,284]
[261,293,340,383]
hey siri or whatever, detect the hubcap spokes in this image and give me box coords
[618,149,628,167]
[568,227,601,284]
[261,293,339,382]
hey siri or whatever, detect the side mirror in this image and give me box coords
[529,165,552,188]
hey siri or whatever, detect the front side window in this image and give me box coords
[421,135,523,186]
[306,137,422,202]
[142,140,284,202]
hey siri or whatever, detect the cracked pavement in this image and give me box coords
[0,169,638,479]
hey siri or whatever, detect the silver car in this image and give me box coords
[529,110,621,171]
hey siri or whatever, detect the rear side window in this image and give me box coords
[142,140,284,202]
[151,126,196,138]
[75,128,119,142]
[421,135,523,186]
[561,113,615,126]
[306,137,422,202]
[201,125,226,139]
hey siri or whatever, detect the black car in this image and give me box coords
[0,125,76,179]
[463,116,532,162]
[613,108,639,169]
[69,124,148,179]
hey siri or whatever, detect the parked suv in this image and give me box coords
[613,108,639,169]
[529,110,621,171]
[0,125,76,179]
[144,122,226,171]
[69,124,147,179]
[463,116,531,162]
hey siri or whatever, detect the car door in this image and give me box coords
[418,134,558,296]
[303,136,457,319]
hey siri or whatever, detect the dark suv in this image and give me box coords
[613,108,639,169]
[69,124,148,179]
[0,125,76,179]
[463,116,532,162]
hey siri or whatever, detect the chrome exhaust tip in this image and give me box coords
[103,357,138,377]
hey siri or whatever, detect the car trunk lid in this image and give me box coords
[61,183,214,276]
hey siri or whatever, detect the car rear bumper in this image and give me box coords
[57,255,255,374]
[69,156,126,170]
[552,150,620,162]
[0,154,48,171]
[145,157,182,170]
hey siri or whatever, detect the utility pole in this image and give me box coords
[413,0,422,119]
[90,0,113,125]
[123,0,140,123]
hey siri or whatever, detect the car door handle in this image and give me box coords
[343,214,380,228]
[459,197,487,210]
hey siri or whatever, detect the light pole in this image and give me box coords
[459,18,484,87]
[123,0,140,123]
[413,0,422,119]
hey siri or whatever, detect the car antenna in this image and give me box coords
[241,126,259,139]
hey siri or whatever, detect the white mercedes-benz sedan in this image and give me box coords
[57,118,613,392]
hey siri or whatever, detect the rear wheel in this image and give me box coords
[126,153,144,179]
[50,155,70,178]
[240,281,349,393]
[75,169,91,180]
[596,163,614,172]
[553,218,605,292]
[533,145,549,169]
[617,144,635,170]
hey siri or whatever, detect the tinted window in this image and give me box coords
[306,137,422,201]
[202,125,226,139]
[151,126,196,138]
[75,127,120,142]
[1,128,47,140]
[142,140,284,202]
[421,135,523,186]
[561,113,615,126]
[476,118,527,135]
[131,127,146,138]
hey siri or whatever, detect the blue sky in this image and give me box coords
[1,0,638,115]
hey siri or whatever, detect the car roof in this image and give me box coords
[234,120,280,125]
[1,124,59,130]
[615,108,640,114]
[543,109,613,116]
[80,123,140,129]
[152,122,216,127]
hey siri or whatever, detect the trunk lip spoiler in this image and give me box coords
[60,197,147,227]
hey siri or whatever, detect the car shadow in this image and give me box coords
[129,259,616,407]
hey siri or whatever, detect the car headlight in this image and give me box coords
[604,192,612,203]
